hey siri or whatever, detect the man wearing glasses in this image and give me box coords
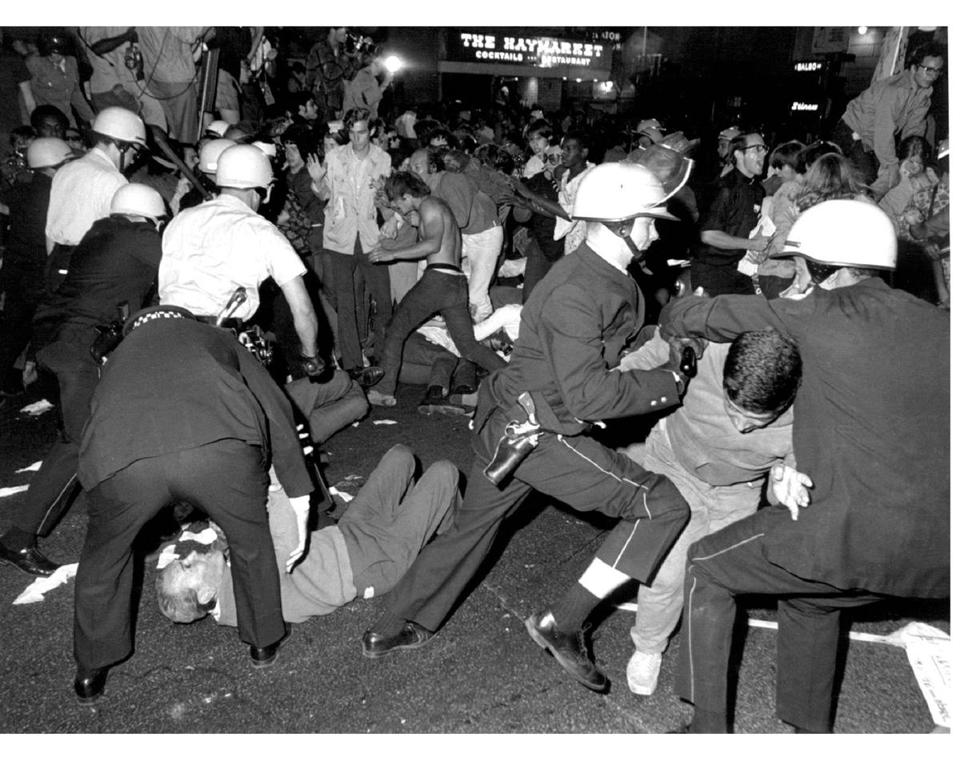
[692,132,770,296]
[833,41,945,197]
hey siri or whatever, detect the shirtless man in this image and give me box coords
[365,171,506,407]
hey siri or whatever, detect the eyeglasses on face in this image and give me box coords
[917,64,943,78]
[745,144,768,154]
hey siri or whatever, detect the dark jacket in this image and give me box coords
[490,242,680,436]
[660,280,950,598]
[78,313,313,499]
[33,215,162,346]
[0,172,52,275]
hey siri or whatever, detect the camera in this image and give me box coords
[343,31,378,58]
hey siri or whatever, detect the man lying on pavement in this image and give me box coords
[156,444,460,625]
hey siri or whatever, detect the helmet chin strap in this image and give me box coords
[605,219,653,273]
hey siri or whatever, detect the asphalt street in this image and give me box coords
[0,375,950,737]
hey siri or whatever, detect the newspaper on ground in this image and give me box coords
[13,563,79,605]
[19,399,55,416]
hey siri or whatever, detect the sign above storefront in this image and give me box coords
[450,31,613,71]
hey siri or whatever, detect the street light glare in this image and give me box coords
[383,55,404,74]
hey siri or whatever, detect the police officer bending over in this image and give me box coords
[72,303,313,705]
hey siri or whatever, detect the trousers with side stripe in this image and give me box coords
[378,404,691,633]
[674,507,885,732]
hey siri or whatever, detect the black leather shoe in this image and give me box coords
[525,610,608,692]
[348,366,385,388]
[74,667,108,705]
[250,642,279,669]
[361,621,434,658]
[0,541,60,577]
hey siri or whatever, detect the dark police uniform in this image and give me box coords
[660,281,950,732]
[74,309,313,671]
[377,241,691,634]
[0,172,52,395]
[1,215,162,553]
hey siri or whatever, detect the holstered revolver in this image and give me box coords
[483,392,541,486]
[90,302,130,365]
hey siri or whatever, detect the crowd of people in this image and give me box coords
[0,27,950,733]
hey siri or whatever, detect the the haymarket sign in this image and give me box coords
[449,30,613,71]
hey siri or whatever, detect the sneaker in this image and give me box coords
[524,610,608,692]
[626,650,662,695]
[366,389,397,407]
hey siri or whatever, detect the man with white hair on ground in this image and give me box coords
[156,445,460,628]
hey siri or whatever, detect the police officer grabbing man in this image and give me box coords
[361,163,695,665]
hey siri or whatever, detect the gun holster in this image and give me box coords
[482,392,542,486]
[89,321,125,365]
[482,427,539,486]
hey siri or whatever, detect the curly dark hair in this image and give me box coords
[723,329,802,415]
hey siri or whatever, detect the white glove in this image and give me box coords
[286,494,311,572]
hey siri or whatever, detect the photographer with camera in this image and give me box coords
[0,184,166,577]
[342,45,393,120]
[76,27,167,132]
[304,27,362,122]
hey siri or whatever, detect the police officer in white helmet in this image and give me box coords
[44,107,148,291]
[660,200,949,733]
[0,138,76,402]
[159,143,322,377]
[361,163,694,681]
[0,183,167,577]
[174,137,236,213]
